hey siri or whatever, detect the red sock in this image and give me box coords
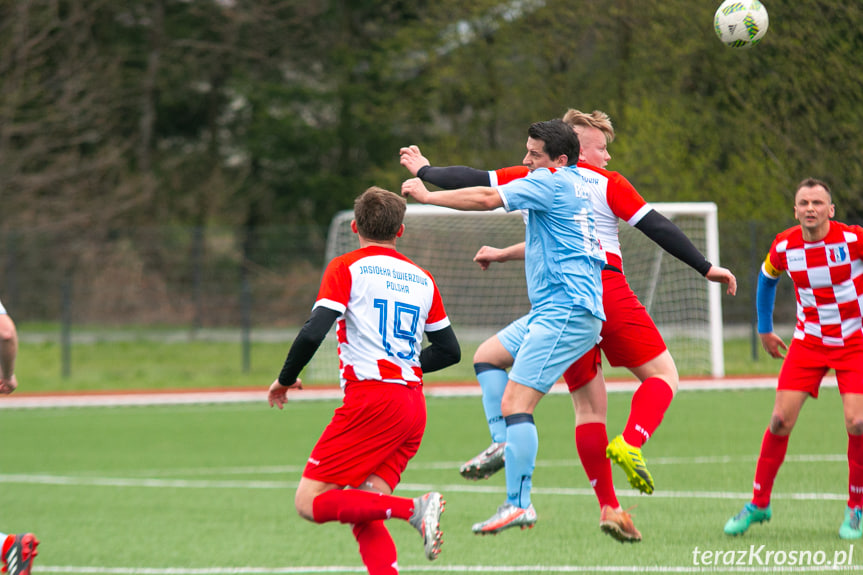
[621,377,674,447]
[848,434,863,509]
[576,422,619,509]
[312,489,414,524]
[352,521,398,575]
[752,428,789,508]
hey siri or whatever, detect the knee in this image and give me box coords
[473,348,507,368]
[294,489,316,522]
[501,394,529,417]
[500,394,516,417]
[473,348,488,364]
[846,416,863,436]
[571,395,605,424]
[655,367,679,394]
[768,413,794,435]
[663,375,679,395]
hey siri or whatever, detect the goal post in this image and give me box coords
[304,202,725,382]
[637,202,725,378]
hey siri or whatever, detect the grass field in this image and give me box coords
[3,388,861,573]
[14,325,782,394]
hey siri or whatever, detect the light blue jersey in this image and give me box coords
[497,166,605,320]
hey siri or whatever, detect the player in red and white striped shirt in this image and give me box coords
[724,178,863,540]
[400,109,736,541]
[267,187,461,571]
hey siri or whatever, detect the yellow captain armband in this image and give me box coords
[762,257,782,279]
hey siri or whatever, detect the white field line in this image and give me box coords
[17,446,857,575]
[7,375,847,574]
[0,376,825,410]
[0,472,847,501]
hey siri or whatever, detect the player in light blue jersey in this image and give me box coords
[402,119,604,534]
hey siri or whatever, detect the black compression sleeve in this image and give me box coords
[419,325,461,374]
[634,210,712,276]
[277,307,340,386]
[416,165,491,189]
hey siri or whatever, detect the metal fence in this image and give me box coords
[1,218,852,375]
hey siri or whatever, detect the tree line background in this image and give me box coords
[0,0,861,329]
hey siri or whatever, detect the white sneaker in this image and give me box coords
[471,502,537,535]
[459,442,506,480]
[408,492,445,560]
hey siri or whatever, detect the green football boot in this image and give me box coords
[839,506,863,540]
[724,502,772,536]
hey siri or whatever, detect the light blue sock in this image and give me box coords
[475,363,508,444]
[504,413,537,509]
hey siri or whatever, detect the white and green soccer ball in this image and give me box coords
[714,0,769,48]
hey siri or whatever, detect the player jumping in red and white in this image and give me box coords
[400,109,736,542]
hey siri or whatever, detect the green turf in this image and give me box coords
[2,389,859,572]
[14,323,782,393]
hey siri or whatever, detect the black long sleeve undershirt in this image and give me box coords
[277,308,461,385]
[417,165,711,276]
[417,165,491,189]
[420,325,461,373]
[277,307,340,386]
[633,210,712,276]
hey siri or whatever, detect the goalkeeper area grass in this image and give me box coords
[2,388,859,572]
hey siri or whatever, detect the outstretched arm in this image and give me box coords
[268,306,340,409]
[634,210,737,295]
[401,178,502,211]
[399,145,492,189]
[705,266,737,296]
[474,242,526,270]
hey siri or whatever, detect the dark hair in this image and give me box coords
[354,186,406,241]
[797,177,832,200]
[527,119,580,166]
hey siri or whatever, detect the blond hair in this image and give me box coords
[562,109,615,144]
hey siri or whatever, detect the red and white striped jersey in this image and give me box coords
[491,163,650,272]
[313,245,451,388]
[763,220,863,347]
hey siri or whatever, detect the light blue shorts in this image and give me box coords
[501,305,601,395]
[496,314,529,359]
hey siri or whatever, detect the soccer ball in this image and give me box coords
[714,0,769,48]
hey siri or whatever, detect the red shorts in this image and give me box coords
[564,269,667,391]
[303,380,427,491]
[777,339,863,398]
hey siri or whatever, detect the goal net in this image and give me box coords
[303,202,724,382]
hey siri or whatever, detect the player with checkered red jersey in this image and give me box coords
[725,178,863,539]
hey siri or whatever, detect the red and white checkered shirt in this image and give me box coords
[763,220,863,347]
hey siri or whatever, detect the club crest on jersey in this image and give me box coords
[829,245,847,264]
